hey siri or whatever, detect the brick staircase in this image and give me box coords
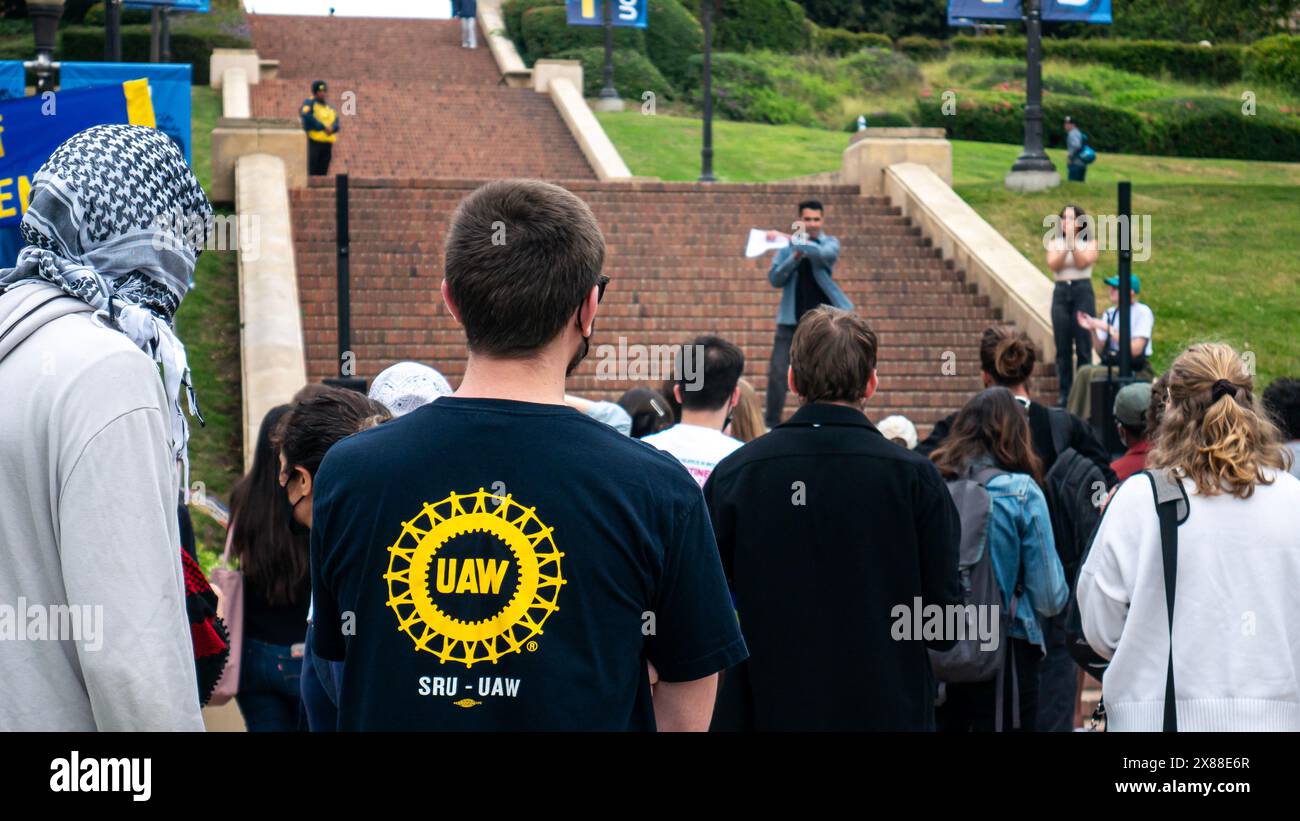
[292,178,1055,428]
[248,15,595,179]
[252,13,1054,432]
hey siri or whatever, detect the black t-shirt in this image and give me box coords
[242,575,309,647]
[793,256,830,321]
[310,397,747,731]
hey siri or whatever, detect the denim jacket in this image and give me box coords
[767,234,852,325]
[969,457,1068,652]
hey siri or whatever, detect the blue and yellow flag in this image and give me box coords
[0,79,156,229]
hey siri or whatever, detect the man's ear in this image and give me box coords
[787,365,797,398]
[864,368,879,402]
[441,279,462,324]
[673,383,684,405]
[730,385,741,408]
[578,284,600,336]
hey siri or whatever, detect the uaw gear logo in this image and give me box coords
[385,489,565,667]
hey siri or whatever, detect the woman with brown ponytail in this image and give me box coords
[1077,343,1300,731]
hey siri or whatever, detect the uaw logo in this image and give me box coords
[385,489,565,667]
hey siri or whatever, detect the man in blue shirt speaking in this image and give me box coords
[763,199,852,427]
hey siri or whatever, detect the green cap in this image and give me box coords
[1114,381,1153,427]
[1104,273,1140,293]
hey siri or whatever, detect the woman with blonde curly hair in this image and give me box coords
[1077,343,1300,731]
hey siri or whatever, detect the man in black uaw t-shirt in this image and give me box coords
[309,180,747,731]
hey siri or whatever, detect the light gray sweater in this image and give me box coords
[0,281,203,731]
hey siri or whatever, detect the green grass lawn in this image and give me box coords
[599,110,1300,384]
[176,85,242,568]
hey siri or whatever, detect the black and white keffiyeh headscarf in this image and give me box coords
[0,124,212,489]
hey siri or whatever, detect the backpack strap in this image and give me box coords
[1047,408,1070,460]
[1144,469,1188,732]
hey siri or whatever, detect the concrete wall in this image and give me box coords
[883,162,1056,362]
[843,128,952,195]
[533,59,582,94]
[221,68,251,119]
[211,119,306,203]
[478,0,532,88]
[235,154,308,472]
[210,48,260,89]
[548,78,633,181]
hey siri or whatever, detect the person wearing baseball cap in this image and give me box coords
[1109,381,1154,481]
[301,80,339,176]
[1067,272,1156,421]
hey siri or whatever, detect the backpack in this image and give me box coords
[929,466,1012,685]
[1078,132,1098,165]
[1043,409,1105,583]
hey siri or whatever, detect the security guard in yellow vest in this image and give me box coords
[302,80,339,176]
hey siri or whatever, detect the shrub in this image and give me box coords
[843,110,915,130]
[1143,96,1300,161]
[682,51,817,124]
[503,0,562,59]
[896,35,947,62]
[58,25,251,85]
[555,47,676,100]
[83,2,153,26]
[951,36,1247,85]
[520,6,646,67]
[839,48,921,93]
[714,0,806,54]
[644,0,702,87]
[1245,34,1300,95]
[814,26,892,56]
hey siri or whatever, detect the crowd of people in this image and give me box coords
[2,125,1299,733]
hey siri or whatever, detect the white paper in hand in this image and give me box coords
[745,228,789,258]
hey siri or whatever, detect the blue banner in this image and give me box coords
[1043,0,1111,23]
[948,0,1111,25]
[125,0,211,9]
[0,62,23,101]
[0,81,157,263]
[60,62,192,163]
[566,0,647,28]
[948,0,1021,25]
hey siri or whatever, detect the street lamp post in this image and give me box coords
[105,0,122,62]
[1004,0,1060,192]
[593,0,624,112]
[698,0,716,183]
[28,0,65,95]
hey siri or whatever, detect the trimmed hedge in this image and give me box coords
[644,0,701,87]
[83,3,153,25]
[896,35,947,62]
[951,36,1247,85]
[840,48,921,93]
[918,90,1300,162]
[520,6,645,68]
[1143,96,1300,161]
[813,26,892,57]
[555,47,676,100]
[1245,34,1300,95]
[58,25,250,85]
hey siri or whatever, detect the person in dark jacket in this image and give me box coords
[916,326,1117,732]
[301,80,339,176]
[704,306,962,731]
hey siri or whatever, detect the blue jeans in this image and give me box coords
[1037,613,1080,731]
[235,638,305,732]
[301,624,345,731]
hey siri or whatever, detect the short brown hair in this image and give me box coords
[979,326,1036,387]
[790,306,877,405]
[444,179,605,357]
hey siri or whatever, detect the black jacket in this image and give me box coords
[703,402,961,731]
[916,401,1119,488]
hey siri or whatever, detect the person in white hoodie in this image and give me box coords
[0,125,209,730]
[1078,342,1300,731]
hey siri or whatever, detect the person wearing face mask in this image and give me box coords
[272,388,390,731]
[642,335,746,487]
[307,180,746,731]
